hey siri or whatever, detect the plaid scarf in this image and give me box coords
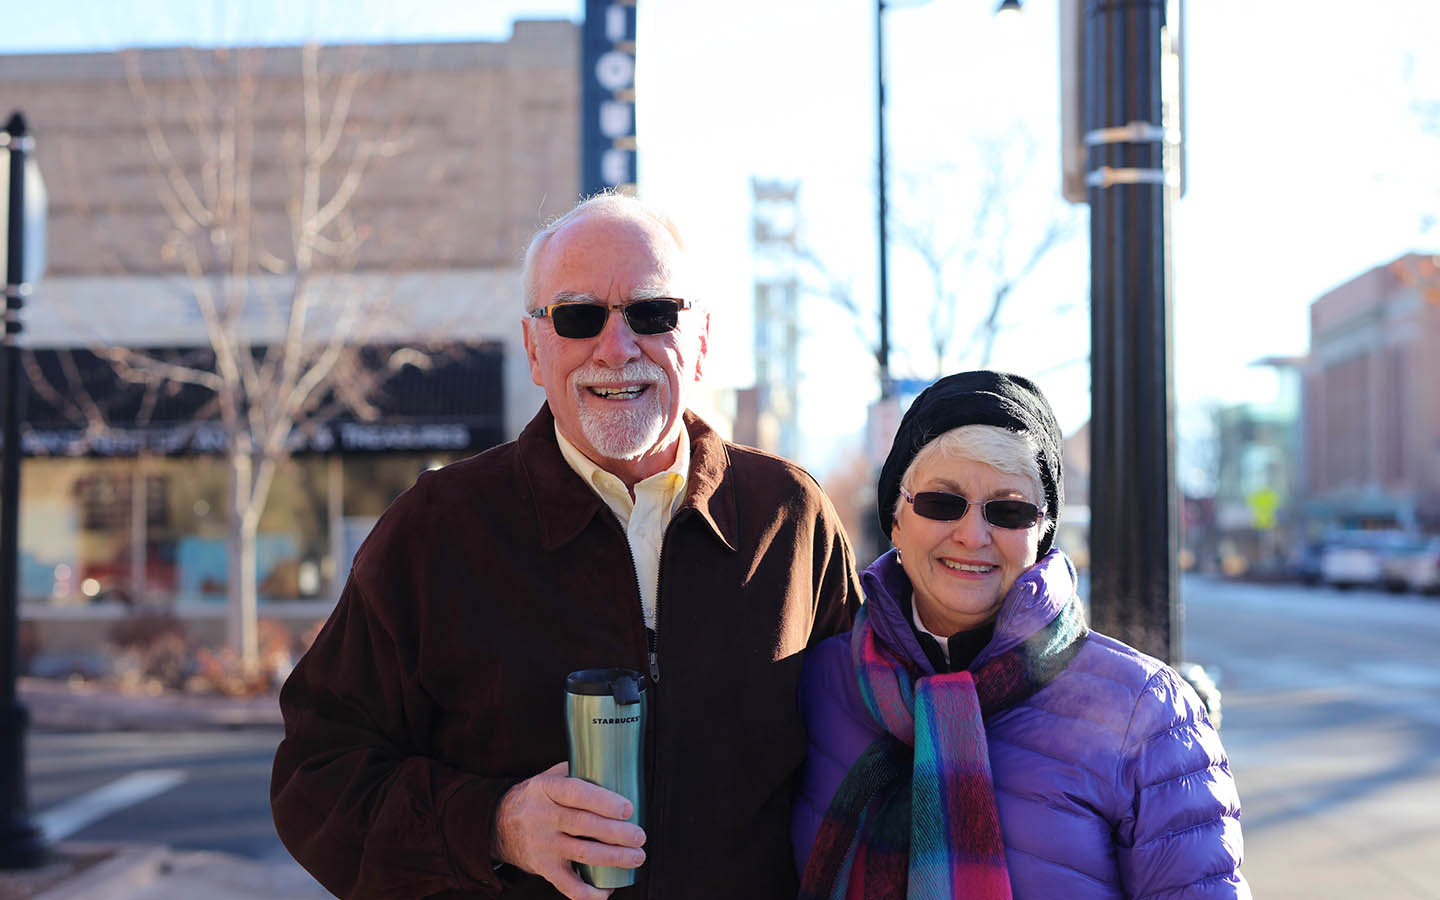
[799,596,1088,900]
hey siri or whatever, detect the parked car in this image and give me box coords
[1318,530,1388,590]
[1319,530,1440,594]
[1377,533,1432,593]
[1401,537,1440,595]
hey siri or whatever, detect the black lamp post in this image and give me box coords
[875,0,893,400]
[990,0,1181,664]
[1081,0,1181,664]
[0,110,48,870]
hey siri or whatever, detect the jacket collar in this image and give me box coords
[517,405,738,553]
[859,547,1079,674]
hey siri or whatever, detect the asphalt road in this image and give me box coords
[26,729,289,862]
[20,575,1440,898]
[1182,575,1440,900]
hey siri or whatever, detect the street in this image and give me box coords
[1182,575,1440,899]
[21,575,1440,898]
[26,730,287,861]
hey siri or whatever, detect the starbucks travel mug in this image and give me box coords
[564,667,648,889]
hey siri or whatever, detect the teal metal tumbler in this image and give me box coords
[564,667,648,889]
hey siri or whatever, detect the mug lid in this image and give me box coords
[565,667,648,704]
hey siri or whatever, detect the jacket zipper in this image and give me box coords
[618,532,658,684]
[647,526,668,684]
[608,511,659,898]
[644,517,676,900]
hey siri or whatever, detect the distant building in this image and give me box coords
[735,179,801,458]
[1302,253,1440,530]
[7,26,582,438]
[1208,401,1300,574]
[1,26,583,653]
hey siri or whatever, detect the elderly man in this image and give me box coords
[271,193,861,899]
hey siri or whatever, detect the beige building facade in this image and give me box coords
[1,24,588,656]
[1302,253,1440,528]
[5,22,582,437]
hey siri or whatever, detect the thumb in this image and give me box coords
[543,760,570,777]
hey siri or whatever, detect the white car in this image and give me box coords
[1318,531,1387,590]
[1401,537,1440,594]
[1378,533,1432,592]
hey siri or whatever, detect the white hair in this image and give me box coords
[893,424,1044,523]
[520,191,687,312]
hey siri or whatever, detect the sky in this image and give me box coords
[4,0,1439,486]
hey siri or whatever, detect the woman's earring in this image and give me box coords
[895,548,903,565]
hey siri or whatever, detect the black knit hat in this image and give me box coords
[876,370,1064,556]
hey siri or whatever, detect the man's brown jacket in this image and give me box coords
[271,406,861,898]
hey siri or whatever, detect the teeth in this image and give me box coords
[589,386,645,399]
[941,560,994,573]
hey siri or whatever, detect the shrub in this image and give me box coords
[106,609,193,691]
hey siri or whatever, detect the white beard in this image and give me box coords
[573,360,669,460]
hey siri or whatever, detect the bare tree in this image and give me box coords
[890,135,1080,376]
[77,44,423,671]
[791,244,875,367]
[1389,57,1440,306]
[794,131,1081,386]
[1404,52,1440,238]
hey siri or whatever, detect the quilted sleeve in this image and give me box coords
[1113,666,1251,899]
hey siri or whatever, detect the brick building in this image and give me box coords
[0,24,588,653]
[6,23,580,438]
[1302,253,1440,528]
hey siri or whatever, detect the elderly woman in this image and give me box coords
[793,371,1248,899]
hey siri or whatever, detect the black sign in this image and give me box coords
[20,419,497,458]
[13,342,506,457]
[581,0,638,197]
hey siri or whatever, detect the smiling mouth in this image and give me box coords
[940,559,996,574]
[586,384,650,400]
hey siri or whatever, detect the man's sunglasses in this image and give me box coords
[900,487,1043,530]
[528,297,694,339]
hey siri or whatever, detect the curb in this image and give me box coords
[18,678,283,732]
[31,844,170,900]
[8,843,334,900]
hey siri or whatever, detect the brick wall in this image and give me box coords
[0,22,581,278]
[1303,253,1440,512]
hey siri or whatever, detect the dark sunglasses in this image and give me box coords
[900,487,1044,530]
[528,297,693,339]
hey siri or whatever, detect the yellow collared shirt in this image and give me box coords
[555,425,689,633]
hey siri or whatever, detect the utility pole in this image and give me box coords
[1,110,48,870]
[1083,0,1183,663]
[875,0,893,400]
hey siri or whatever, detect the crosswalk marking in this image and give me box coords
[36,769,188,841]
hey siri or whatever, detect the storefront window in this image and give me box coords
[20,449,468,609]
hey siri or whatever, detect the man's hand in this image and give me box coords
[492,761,647,900]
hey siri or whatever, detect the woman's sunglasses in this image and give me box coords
[900,487,1043,530]
[528,297,693,339]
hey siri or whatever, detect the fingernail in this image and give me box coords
[621,802,633,818]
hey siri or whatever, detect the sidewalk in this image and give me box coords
[1,678,331,899]
[17,676,284,732]
[2,843,332,900]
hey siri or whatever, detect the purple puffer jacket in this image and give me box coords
[793,549,1249,899]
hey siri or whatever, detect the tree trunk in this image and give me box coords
[129,457,148,605]
[227,452,261,671]
[327,454,345,599]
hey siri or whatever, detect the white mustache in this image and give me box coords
[573,360,666,387]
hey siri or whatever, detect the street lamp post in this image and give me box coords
[875,0,892,400]
[994,0,1180,665]
[0,110,47,870]
[1083,0,1181,663]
